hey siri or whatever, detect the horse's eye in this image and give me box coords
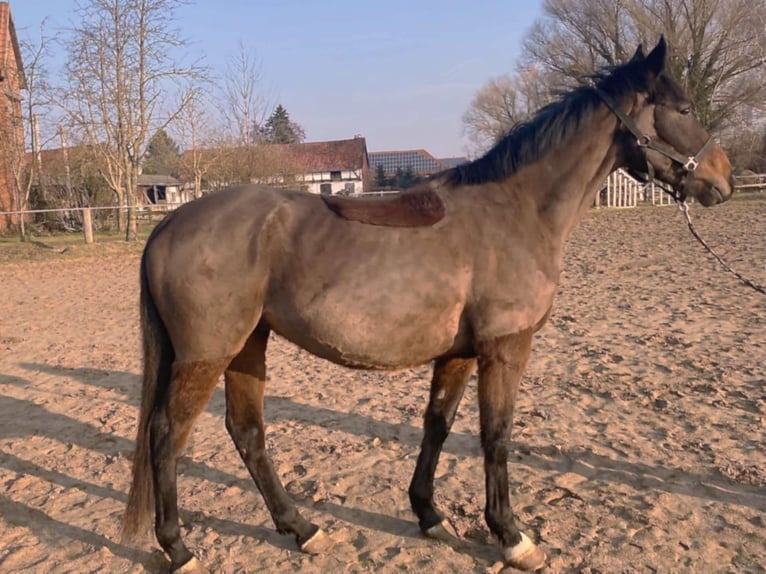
[679,106,692,115]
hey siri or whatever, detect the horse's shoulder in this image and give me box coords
[321,186,445,228]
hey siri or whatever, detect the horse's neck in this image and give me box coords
[525,107,621,242]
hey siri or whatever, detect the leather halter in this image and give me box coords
[595,88,715,201]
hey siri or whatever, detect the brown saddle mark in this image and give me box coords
[321,187,446,227]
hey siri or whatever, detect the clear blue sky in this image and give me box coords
[11,1,544,158]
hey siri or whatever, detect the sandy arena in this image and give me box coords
[1,199,764,573]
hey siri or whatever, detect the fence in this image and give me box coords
[596,169,640,208]
[2,173,763,241]
[595,169,681,208]
[734,173,766,192]
[0,203,181,243]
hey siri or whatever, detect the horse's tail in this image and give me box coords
[122,247,174,542]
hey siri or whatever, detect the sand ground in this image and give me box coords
[0,199,764,573]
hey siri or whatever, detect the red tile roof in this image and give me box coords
[25,145,97,171]
[272,137,368,173]
[180,137,369,177]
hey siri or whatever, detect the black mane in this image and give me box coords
[442,59,654,187]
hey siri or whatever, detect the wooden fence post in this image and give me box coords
[83,207,94,244]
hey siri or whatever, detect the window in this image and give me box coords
[148,185,166,204]
[330,171,342,181]
[344,183,355,194]
[320,183,332,195]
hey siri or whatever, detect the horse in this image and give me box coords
[122,37,734,572]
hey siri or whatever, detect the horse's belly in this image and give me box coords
[265,297,466,369]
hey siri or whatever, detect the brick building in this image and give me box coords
[0,2,25,230]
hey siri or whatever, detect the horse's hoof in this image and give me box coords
[171,557,207,574]
[424,519,458,542]
[299,528,332,555]
[502,532,547,571]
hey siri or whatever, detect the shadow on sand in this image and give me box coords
[2,361,764,571]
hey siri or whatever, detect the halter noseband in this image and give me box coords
[595,88,715,201]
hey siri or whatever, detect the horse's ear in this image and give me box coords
[645,36,667,77]
[630,44,645,62]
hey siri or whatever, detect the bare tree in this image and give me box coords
[523,0,642,84]
[221,41,272,146]
[62,0,205,240]
[523,0,766,136]
[465,0,766,166]
[462,66,555,155]
[173,87,229,198]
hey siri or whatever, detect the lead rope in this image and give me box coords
[593,88,764,295]
[675,199,766,296]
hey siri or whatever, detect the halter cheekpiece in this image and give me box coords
[595,88,715,201]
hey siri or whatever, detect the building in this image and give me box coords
[369,149,447,178]
[438,156,468,170]
[366,149,467,189]
[0,1,25,230]
[180,136,370,196]
[263,137,370,195]
[368,150,468,178]
[138,174,189,206]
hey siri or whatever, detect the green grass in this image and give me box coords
[0,224,156,264]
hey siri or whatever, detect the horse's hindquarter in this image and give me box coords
[144,186,289,362]
[263,196,474,368]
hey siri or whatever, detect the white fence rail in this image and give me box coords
[597,171,765,209]
[2,173,763,242]
[597,169,640,208]
[596,168,674,208]
[0,203,182,243]
[0,203,181,217]
[734,173,766,192]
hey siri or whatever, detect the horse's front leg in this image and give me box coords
[476,330,547,571]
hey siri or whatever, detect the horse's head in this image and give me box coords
[610,37,734,207]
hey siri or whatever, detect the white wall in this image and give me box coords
[295,169,363,195]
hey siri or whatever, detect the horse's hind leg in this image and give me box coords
[409,357,476,537]
[151,358,230,573]
[224,328,327,553]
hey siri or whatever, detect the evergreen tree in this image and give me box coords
[401,165,416,189]
[394,166,405,189]
[394,165,417,189]
[374,163,388,188]
[257,104,306,144]
[143,129,181,176]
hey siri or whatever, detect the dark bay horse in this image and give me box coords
[123,37,734,572]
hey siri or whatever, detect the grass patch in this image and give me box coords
[0,224,156,264]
